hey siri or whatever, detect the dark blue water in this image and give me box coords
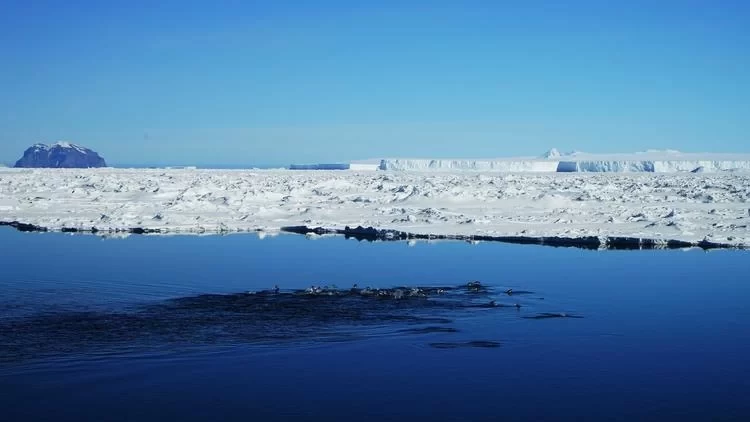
[1,229,749,421]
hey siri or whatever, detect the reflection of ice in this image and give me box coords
[256,230,281,240]
[98,232,132,240]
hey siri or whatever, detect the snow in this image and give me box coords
[1,168,749,246]
[378,150,750,173]
[541,148,562,159]
[28,142,91,155]
[53,142,90,154]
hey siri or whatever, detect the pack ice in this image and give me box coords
[1,168,749,247]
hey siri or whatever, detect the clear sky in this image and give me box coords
[1,1,748,166]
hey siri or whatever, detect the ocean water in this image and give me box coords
[1,228,749,421]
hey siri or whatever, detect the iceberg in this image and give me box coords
[289,162,380,171]
[379,158,559,172]
[378,150,750,173]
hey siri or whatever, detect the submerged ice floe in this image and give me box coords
[0,281,576,363]
[1,168,749,247]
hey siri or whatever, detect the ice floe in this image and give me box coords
[0,168,748,246]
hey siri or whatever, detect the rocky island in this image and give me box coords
[14,142,107,168]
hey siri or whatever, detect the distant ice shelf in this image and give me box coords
[376,150,750,173]
[379,159,559,172]
[289,150,750,173]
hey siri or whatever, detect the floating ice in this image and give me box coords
[1,167,748,246]
[379,150,750,173]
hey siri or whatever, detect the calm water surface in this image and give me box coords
[1,228,749,421]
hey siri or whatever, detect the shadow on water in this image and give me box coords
[0,282,576,364]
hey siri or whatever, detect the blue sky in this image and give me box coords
[1,1,748,166]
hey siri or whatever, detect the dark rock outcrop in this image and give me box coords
[14,142,106,168]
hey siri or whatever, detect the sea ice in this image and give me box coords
[1,168,749,246]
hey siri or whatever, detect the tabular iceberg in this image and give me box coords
[378,150,750,173]
[379,159,559,172]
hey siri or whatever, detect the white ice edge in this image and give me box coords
[296,150,750,172]
[0,168,749,246]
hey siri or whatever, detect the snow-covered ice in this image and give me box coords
[1,168,749,246]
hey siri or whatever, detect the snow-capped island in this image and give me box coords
[14,142,107,168]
